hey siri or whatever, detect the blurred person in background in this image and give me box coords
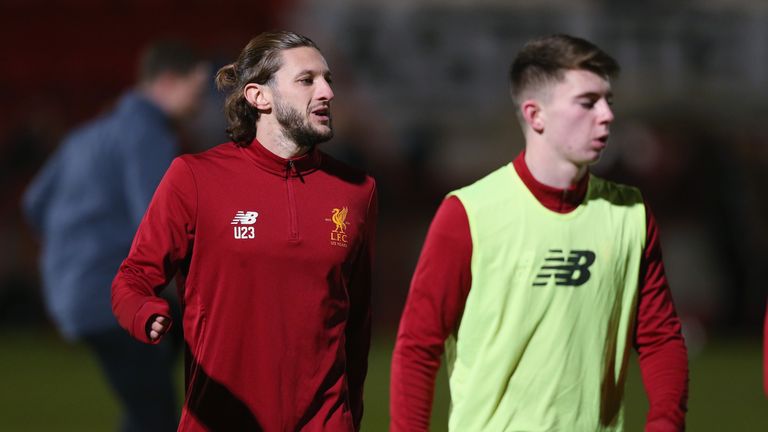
[111,31,377,431]
[391,34,688,431]
[22,40,209,432]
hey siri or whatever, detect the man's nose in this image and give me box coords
[316,78,334,101]
[599,100,614,124]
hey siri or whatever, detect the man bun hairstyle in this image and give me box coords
[509,34,620,107]
[216,30,319,146]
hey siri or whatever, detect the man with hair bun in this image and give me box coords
[391,34,688,431]
[112,30,377,431]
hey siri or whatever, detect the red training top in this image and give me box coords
[112,139,377,431]
[391,152,688,432]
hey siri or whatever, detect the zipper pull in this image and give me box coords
[286,160,294,179]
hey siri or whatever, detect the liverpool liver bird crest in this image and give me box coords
[331,207,348,233]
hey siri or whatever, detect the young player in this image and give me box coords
[391,34,688,431]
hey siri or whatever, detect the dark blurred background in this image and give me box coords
[2,0,766,430]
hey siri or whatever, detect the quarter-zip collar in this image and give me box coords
[512,151,589,214]
[240,138,322,178]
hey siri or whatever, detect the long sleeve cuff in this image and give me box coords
[132,299,171,344]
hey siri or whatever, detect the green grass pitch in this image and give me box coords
[0,330,764,431]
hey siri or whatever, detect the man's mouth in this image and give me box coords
[592,135,609,150]
[311,106,331,122]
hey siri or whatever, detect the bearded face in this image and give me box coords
[273,93,333,149]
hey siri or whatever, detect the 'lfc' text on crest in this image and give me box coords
[326,207,349,248]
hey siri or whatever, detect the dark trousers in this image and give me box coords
[83,326,180,432]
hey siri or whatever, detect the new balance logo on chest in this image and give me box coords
[231,211,258,239]
[533,249,596,287]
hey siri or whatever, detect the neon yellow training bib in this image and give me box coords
[446,164,646,431]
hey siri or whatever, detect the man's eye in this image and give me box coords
[580,101,595,109]
[300,78,313,84]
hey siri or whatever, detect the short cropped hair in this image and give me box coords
[215,30,319,146]
[139,39,204,83]
[509,34,619,108]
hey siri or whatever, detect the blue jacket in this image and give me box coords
[22,91,178,339]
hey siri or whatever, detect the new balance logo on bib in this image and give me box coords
[533,249,596,287]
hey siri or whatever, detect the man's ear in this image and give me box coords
[521,99,544,134]
[244,83,271,111]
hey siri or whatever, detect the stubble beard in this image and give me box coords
[274,98,333,150]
